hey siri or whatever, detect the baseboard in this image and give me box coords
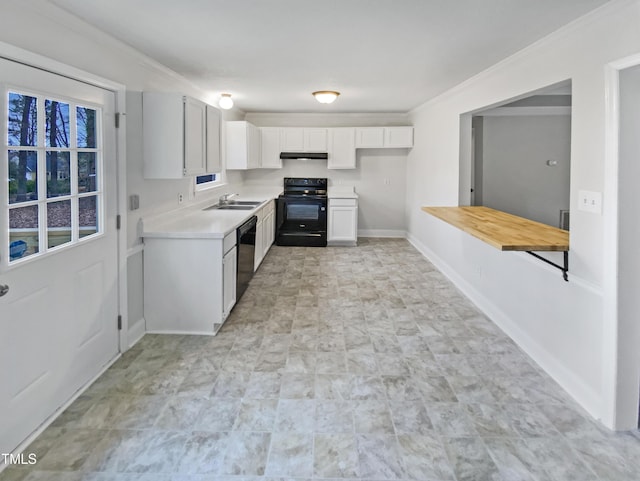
[145,329,216,336]
[128,317,146,349]
[406,233,603,421]
[358,229,406,238]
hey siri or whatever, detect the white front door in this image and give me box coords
[0,58,119,454]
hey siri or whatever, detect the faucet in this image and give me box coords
[219,193,238,205]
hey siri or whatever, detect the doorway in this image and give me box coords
[616,63,640,429]
[0,58,120,454]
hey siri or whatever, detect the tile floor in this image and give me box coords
[2,238,640,481]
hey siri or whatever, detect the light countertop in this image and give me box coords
[142,186,282,240]
[328,186,358,199]
[422,206,569,251]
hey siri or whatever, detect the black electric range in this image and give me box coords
[275,177,328,247]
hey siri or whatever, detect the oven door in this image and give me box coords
[276,196,327,246]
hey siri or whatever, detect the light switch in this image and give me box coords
[578,190,602,214]
[129,194,140,211]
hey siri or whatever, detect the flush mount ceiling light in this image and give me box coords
[218,93,233,110]
[312,91,340,104]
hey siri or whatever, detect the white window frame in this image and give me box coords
[3,87,104,268]
[194,171,224,192]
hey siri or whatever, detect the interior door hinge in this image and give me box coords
[115,112,120,128]
[117,315,122,330]
[116,214,121,230]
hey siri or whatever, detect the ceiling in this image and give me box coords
[48,0,609,113]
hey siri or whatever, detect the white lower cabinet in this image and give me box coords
[328,198,358,246]
[254,200,276,270]
[222,245,237,322]
[263,208,275,257]
[255,215,264,269]
[144,231,237,335]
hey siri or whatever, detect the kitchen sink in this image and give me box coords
[204,204,257,211]
[227,201,262,206]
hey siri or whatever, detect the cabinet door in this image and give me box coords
[268,208,276,246]
[328,200,358,243]
[328,128,356,169]
[305,128,328,151]
[384,127,413,148]
[263,210,274,257]
[222,246,237,320]
[183,97,207,175]
[281,127,305,151]
[206,105,221,173]
[254,218,264,270]
[260,127,282,169]
[355,127,385,148]
[247,122,262,169]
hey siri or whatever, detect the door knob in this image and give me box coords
[0,284,8,297]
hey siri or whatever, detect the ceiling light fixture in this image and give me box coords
[218,93,233,110]
[312,91,340,104]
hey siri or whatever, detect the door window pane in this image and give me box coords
[7,92,37,147]
[8,150,38,204]
[46,151,71,198]
[77,106,97,148]
[47,200,72,248]
[78,152,97,193]
[79,195,98,238]
[9,205,39,260]
[45,100,70,148]
[5,91,103,262]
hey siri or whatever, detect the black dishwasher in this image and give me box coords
[236,216,257,301]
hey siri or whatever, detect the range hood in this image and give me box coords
[280,152,328,160]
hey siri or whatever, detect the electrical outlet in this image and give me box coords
[578,190,602,214]
[384,178,391,186]
[178,193,184,204]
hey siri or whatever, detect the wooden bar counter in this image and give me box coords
[421,206,569,252]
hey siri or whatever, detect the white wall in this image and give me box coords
[480,114,571,227]
[0,0,246,343]
[406,0,640,428]
[245,113,411,235]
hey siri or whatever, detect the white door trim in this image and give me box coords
[602,52,640,430]
[0,40,130,351]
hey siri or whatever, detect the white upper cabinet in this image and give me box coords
[384,126,414,148]
[260,127,282,169]
[355,127,385,148]
[206,105,221,173]
[305,128,328,151]
[226,120,261,170]
[328,128,356,169]
[281,127,328,152]
[143,93,208,178]
[355,126,413,149]
[281,127,305,151]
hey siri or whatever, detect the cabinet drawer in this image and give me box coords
[330,198,357,207]
[223,231,236,254]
